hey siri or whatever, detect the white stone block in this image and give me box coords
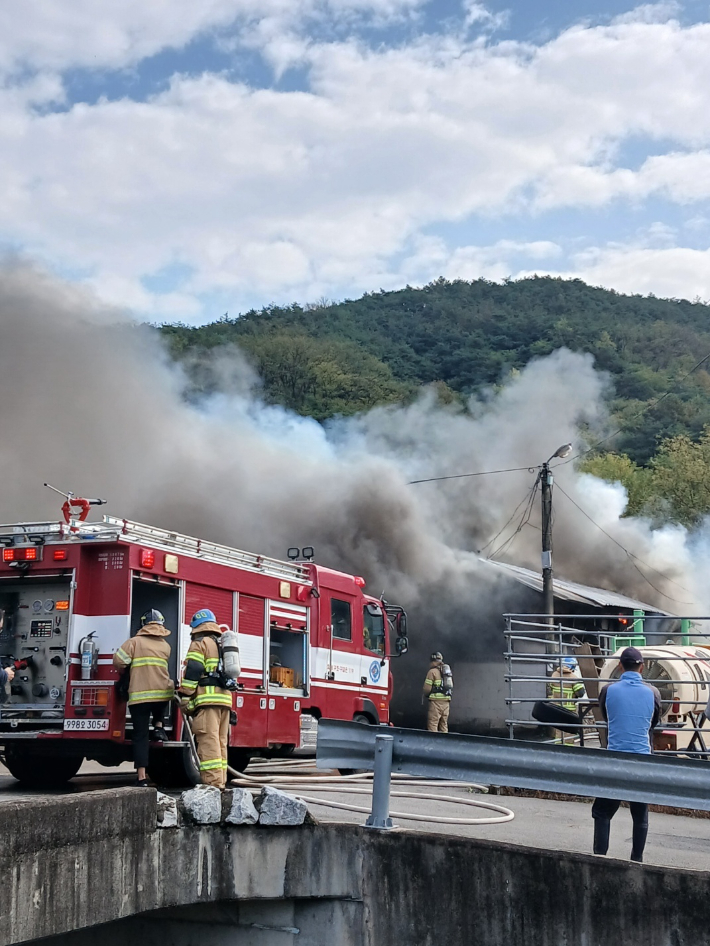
[255,786,309,826]
[224,788,259,825]
[180,785,222,824]
[156,791,179,828]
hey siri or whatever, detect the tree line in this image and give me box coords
[161,276,710,527]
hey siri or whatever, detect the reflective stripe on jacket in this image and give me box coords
[178,623,232,710]
[548,671,586,712]
[113,623,174,705]
[423,666,451,701]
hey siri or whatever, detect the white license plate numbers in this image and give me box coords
[63,718,109,731]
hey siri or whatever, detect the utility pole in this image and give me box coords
[541,462,554,624]
[540,444,572,627]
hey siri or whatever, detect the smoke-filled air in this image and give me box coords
[0,263,701,692]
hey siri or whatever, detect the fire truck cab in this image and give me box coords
[0,514,408,787]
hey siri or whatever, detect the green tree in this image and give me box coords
[646,428,710,527]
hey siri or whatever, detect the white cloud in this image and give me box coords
[0,0,423,75]
[2,5,710,315]
[570,241,710,301]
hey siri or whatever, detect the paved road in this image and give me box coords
[2,758,709,872]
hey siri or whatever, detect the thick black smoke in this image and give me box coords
[0,263,699,728]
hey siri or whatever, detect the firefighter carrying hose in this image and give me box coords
[113,609,174,787]
[423,651,453,733]
[178,609,233,788]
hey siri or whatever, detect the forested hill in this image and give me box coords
[161,277,710,520]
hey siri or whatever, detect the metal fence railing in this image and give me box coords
[316,719,710,829]
[504,613,710,757]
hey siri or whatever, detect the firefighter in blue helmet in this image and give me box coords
[548,657,587,712]
[178,609,232,788]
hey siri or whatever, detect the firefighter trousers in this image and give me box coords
[427,699,450,733]
[191,705,230,788]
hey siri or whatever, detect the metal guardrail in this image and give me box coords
[504,613,710,753]
[317,719,710,823]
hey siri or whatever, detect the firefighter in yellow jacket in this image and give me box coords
[423,651,452,733]
[178,609,232,788]
[113,609,174,786]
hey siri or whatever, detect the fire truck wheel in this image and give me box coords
[227,748,252,773]
[4,748,83,788]
[147,745,200,788]
[338,714,373,775]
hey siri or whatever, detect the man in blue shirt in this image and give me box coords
[592,646,661,863]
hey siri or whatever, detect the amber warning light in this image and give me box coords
[3,546,41,563]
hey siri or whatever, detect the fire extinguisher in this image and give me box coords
[79,632,98,680]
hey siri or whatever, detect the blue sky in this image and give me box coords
[1,0,710,322]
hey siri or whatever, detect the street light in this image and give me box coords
[541,443,572,623]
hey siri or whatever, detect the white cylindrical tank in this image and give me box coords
[600,646,710,720]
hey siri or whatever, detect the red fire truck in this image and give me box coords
[0,511,408,786]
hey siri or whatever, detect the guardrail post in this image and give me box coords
[365,733,394,829]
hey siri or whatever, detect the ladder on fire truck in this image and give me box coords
[0,515,311,584]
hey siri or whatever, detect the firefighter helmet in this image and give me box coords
[430,651,443,662]
[562,657,578,671]
[140,609,165,626]
[190,609,216,628]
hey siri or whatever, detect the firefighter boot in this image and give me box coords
[631,823,648,863]
[593,818,611,856]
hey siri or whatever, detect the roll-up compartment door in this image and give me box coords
[184,583,233,627]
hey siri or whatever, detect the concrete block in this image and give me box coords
[224,788,259,825]
[255,786,309,826]
[156,792,179,828]
[180,786,222,824]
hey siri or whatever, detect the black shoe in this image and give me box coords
[136,778,149,787]
[152,728,168,743]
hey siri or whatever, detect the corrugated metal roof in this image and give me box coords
[481,559,672,616]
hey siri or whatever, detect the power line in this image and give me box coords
[558,348,710,466]
[408,466,533,485]
[476,479,537,556]
[488,476,540,561]
[553,482,692,605]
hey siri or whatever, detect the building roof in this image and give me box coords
[481,559,673,616]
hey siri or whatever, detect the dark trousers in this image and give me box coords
[592,797,649,861]
[130,701,168,769]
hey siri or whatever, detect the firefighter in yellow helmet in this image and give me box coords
[178,609,232,788]
[423,651,452,733]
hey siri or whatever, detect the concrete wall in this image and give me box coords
[7,789,710,946]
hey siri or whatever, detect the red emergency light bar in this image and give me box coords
[3,546,41,562]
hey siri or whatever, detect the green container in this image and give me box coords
[611,634,646,652]
[681,619,691,646]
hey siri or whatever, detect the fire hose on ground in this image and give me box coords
[180,710,515,827]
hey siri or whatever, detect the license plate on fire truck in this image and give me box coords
[63,719,110,731]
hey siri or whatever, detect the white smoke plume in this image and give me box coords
[0,262,703,726]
